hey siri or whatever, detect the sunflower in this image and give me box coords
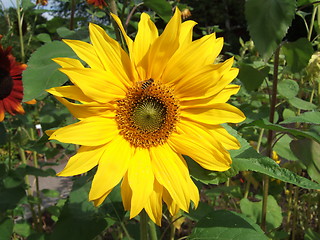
[0,43,26,122]
[47,9,245,225]
[86,0,107,9]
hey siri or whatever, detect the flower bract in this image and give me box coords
[47,9,245,225]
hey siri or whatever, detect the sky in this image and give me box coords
[1,0,15,8]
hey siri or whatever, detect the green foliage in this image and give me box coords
[291,139,320,183]
[23,41,78,101]
[282,38,313,73]
[245,0,296,59]
[144,0,172,22]
[240,195,283,231]
[189,210,268,240]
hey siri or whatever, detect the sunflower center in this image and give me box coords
[0,67,13,100]
[116,79,179,148]
[132,96,166,132]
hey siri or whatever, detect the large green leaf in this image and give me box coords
[248,119,320,143]
[245,0,296,59]
[188,125,320,189]
[240,195,283,231]
[23,41,77,101]
[290,139,320,183]
[282,38,313,73]
[281,111,320,124]
[0,218,14,240]
[288,97,317,110]
[50,176,108,240]
[189,210,268,240]
[277,79,299,99]
[238,64,269,91]
[144,0,172,22]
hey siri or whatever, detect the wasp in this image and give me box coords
[140,78,154,90]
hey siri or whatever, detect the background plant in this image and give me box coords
[0,0,320,239]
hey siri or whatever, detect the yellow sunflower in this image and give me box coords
[47,9,245,225]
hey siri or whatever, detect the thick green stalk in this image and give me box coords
[107,0,122,43]
[140,210,148,240]
[261,45,281,232]
[70,0,76,30]
[148,220,158,240]
[308,5,317,41]
[15,0,25,62]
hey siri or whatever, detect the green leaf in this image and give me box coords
[238,64,269,91]
[13,222,31,238]
[281,111,320,124]
[273,134,299,161]
[227,125,320,189]
[0,218,14,240]
[0,186,25,211]
[278,79,299,99]
[22,41,77,101]
[282,108,296,120]
[248,119,320,143]
[189,210,268,240]
[50,175,108,240]
[282,38,313,73]
[36,33,52,43]
[144,0,172,22]
[288,97,317,110]
[41,189,60,198]
[290,139,320,183]
[0,122,6,145]
[240,195,283,231]
[245,0,296,59]
[305,228,320,240]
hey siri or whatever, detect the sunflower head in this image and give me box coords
[47,8,245,225]
[0,43,26,121]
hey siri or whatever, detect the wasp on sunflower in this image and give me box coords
[47,9,245,225]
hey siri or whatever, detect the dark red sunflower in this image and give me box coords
[86,0,107,9]
[0,44,26,121]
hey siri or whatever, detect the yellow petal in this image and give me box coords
[208,125,240,150]
[54,96,115,120]
[89,23,134,86]
[180,85,240,107]
[93,189,112,206]
[162,34,223,85]
[58,145,105,176]
[47,86,93,103]
[179,20,197,46]
[59,68,126,103]
[89,136,132,200]
[168,120,232,171]
[132,13,158,81]
[146,8,181,80]
[53,57,84,68]
[128,148,154,218]
[163,188,180,216]
[181,103,245,125]
[63,40,105,70]
[150,143,191,212]
[110,13,133,53]
[49,116,118,146]
[144,179,163,226]
[121,172,132,211]
[174,58,234,99]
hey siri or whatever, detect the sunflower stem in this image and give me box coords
[107,0,122,43]
[148,220,158,240]
[262,44,281,232]
[15,0,25,62]
[140,210,149,240]
[69,0,76,30]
